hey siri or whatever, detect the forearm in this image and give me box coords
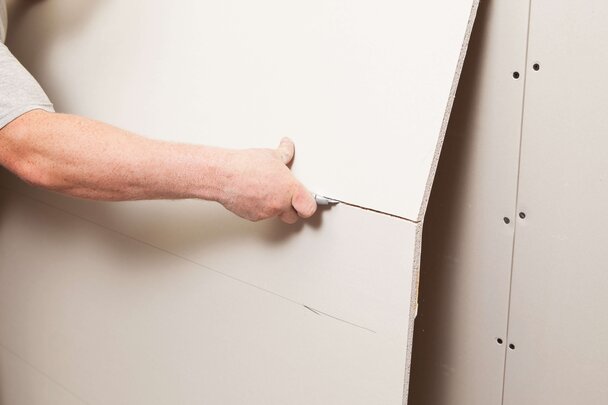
[0,109,317,223]
[0,110,228,201]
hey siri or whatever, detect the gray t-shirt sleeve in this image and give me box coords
[0,42,54,129]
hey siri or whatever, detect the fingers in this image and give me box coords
[291,184,317,218]
[276,137,295,165]
[279,207,300,224]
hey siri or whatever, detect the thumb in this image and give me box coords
[276,137,295,165]
[291,184,317,219]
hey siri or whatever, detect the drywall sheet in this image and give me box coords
[0,189,413,405]
[7,0,477,220]
[502,1,608,404]
[408,0,531,404]
[1,0,478,403]
[0,171,415,345]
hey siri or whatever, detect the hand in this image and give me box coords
[219,138,317,224]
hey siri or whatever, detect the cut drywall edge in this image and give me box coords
[402,220,425,404]
[417,0,481,223]
[404,4,481,402]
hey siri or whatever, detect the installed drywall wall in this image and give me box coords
[502,0,608,403]
[410,0,608,403]
[7,0,475,220]
[409,0,531,404]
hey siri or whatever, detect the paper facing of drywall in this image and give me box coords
[0,190,411,405]
[8,0,477,220]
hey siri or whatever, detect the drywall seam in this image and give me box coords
[500,0,533,403]
[417,0,481,222]
[401,220,424,404]
[0,185,376,335]
[0,342,91,405]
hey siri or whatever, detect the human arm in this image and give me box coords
[0,109,316,223]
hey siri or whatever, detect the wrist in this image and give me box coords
[192,146,234,203]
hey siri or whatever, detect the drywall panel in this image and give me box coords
[1,1,478,402]
[503,1,608,404]
[0,170,415,344]
[0,346,87,405]
[6,0,477,219]
[408,0,531,404]
[0,188,412,405]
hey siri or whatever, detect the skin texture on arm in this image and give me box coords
[0,109,317,224]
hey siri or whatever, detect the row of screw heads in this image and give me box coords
[513,62,541,79]
[503,212,525,224]
[496,338,516,350]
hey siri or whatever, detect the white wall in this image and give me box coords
[410,0,608,404]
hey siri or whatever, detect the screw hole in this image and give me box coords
[512,71,520,79]
[519,212,526,219]
[503,217,510,224]
[533,63,540,71]
[497,338,504,345]
[509,343,515,350]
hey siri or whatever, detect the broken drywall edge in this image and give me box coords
[403,2,481,399]
[417,0,481,223]
[402,220,425,405]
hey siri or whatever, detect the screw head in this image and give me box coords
[513,71,520,79]
[519,212,526,219]
[503,217,511,224]
[533,63,540,71]
[509,343,516,350]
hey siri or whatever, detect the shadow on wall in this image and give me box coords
[0,346,6,405]
[408,0,492,404]
[6,0,103,109]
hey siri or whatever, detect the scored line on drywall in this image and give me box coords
[330,198,419,224]
[303,305,376,334]
[0,342,93,405]
[0,185,377,336]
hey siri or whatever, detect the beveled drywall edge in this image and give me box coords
[417,0,480,223]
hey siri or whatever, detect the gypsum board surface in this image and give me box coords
[7,0,478,220]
